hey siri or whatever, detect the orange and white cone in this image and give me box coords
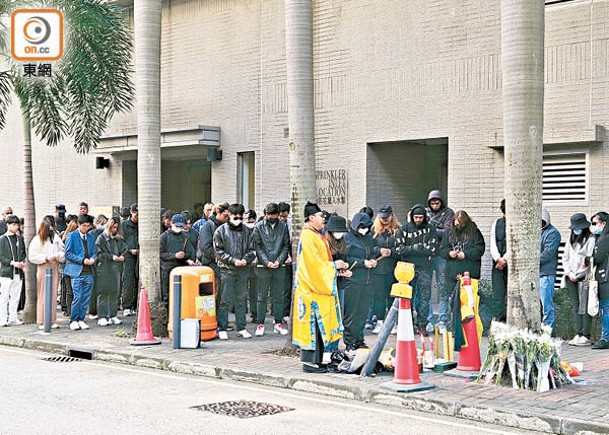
[393,297,421,384]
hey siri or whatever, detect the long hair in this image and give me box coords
[62,220,78,242]
[373,213,400,238]
[325,231,346,255]
[569,227,592,246]
[104,216,123,239]
[448,210,477,243]
[37,215,56,242]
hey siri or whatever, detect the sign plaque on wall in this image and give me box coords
[316,168,348,215]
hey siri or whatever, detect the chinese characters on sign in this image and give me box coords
[316,168,348,215]
[11,9,64,79]
[22,63,52,78]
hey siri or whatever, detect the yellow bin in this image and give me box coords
[168,266,217,341]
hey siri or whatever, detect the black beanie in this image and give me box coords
[411,205,426,216]
[304,201,322,220]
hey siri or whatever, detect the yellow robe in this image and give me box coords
[292,228,343,350]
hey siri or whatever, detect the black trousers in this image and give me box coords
[343,281,369,348]
[491,263,508,322]
[300,320,323,365]
[121,255,139,310]
[256,267,286,324]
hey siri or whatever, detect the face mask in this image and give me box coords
[572,229,582,236]
[333,232,345,240]
[592,226,603,235]
[358,228,369,236]
[267,218,278,225]
[230,217,243,227]
[172,227,182,233]
[245,222,255,229]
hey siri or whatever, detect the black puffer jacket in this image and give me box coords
[253,219,290,267]
[344,213,375,285]
[213,222,256,273]
[396,204,439,270]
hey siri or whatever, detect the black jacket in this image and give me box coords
[0,233,26,279]
[95,232,126,280]
[213,222,256,273]
[439,224,486,280]
[593,231,609,300]
[197,215,220,265]
[121,218,139,256]
[371,228,399,275]
[253,219,290,267]
[160,229,195,270]
[344,213,375,285]
[426,190,454,244]
[396,207,439,271]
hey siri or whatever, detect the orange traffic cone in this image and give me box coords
[130,286,162,346]
[393,297,421,384]
[456,273,481,371]
[456,318,481,371]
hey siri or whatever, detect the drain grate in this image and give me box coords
[41,356,81,363]
[191,400,294,419]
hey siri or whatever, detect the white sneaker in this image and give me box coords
[69,321,80,331]
[390,323,398,335]
[437,322,447,334]
[282,316,290,324]
[274,323,288,336]
[51,323,59,329]
[568,335,582,346]
[255,324,265,336]
[88,314,98,320]
[110,316,122,325]
[425,323,435,334]
[237,329,252,339]
[9,319,24,326]
[123,309,133,317]
[78,320,90,330]
[576,336,591,346]
[218,330,228,340]
[97,318,109,326]
[372,320,384,334]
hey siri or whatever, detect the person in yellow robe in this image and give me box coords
[292,202,349,373]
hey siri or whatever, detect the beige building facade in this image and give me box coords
[1,0,607,265]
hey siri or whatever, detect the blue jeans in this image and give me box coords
[540,275,556,331]
[430,257,449,324]
[70,275,94,322]
[600,298,609,342]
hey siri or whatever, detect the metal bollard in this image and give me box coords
[44,268,53,333]
[172,275,182,349]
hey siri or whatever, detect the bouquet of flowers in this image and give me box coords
[477,321,574,391]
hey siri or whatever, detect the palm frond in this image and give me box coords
[0,70,12,129]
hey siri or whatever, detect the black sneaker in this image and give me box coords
[591,339,609,350]
[302,364,328,373]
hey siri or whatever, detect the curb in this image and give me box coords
[2,334,608,435]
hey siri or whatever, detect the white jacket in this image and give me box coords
[28,234,65,265]
[562,236,595,281]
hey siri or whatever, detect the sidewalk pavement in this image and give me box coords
[1,314,608,435]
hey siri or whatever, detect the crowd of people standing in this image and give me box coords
[1,191,609,362]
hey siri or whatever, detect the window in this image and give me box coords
[238,152,255,210]
[542,152,587,202]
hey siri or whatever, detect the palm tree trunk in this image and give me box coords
[20,104,37,323]
[134,0,165,335]
[501,0,544,330]
[285,0,316,347]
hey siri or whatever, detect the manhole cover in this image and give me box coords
[41,356,80,363]
[191,400,294,419]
